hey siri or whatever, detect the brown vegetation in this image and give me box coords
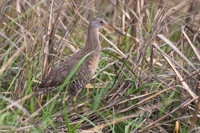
[0,0,199,132]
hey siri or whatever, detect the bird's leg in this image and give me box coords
[73,96,77,111]
[73,89,83,112]
[85,83,92,109]
[83,87,89,111]
[73,90,80,112]
[39,94,43,105]
[86,87,89,106]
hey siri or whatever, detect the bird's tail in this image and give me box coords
[33,87,57,96]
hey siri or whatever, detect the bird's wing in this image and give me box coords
[39,50,86,88]
[39,63,71,88]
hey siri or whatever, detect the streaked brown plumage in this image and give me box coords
[37,17,124,96]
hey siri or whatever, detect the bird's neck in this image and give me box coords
[84,28,101,52]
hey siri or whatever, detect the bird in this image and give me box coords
[36,17,124,98]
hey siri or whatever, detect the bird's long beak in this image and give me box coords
[103,23,125,36]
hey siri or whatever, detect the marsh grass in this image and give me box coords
[0,0,200,132]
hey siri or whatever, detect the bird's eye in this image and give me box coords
[100,21,103,23]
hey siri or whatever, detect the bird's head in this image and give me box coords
[90,17,106,29]
[89,17,125,36]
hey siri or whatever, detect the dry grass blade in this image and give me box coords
[189,76,200,130]
[140,98,196,132]
[55,34,78,53]
[0,43,26,75]
[0,95,30,117]
[157,34,197,70]
[118,87,172,114]
[182,26,200,61]
[163,0,194,19]
[24,94,59,123]
[100,33,127,58]
[0,94,32,114]
[89,113,137,132]
[153,42,197,99]
[41,0,55,78]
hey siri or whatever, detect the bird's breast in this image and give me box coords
[88,53,100,75]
